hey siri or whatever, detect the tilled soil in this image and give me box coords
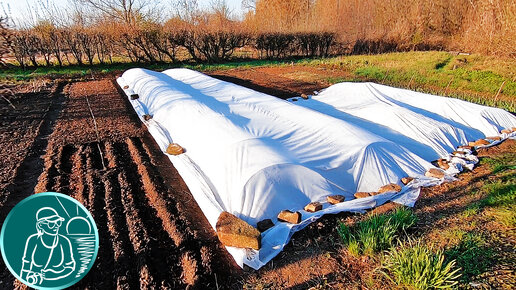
[0,79,237,289]
[208,65,353,99]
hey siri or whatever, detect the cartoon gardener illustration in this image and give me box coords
[20,207,76,285]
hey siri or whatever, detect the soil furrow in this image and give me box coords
[69,145,86,202]
[125,137,186,247]
[103,142,140,289]
[126,137,208,287]
[109,141,158,288]
[54,144,77,195]
[102,172,139,290]
[82,145,98,210]
[51,145,66,192]
[2,82,66,207]
[112,141,185,289]
[137,134,236,286]
[117,170,159,289]
[73,164,115,290]
[86,142,106,172]
[33,145,58,193]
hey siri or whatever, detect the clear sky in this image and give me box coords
[1,0,244,25]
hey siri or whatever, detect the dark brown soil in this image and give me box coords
[0,78,237,289]
[208,65,353,99]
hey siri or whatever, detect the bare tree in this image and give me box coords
[75,0,158,24]
[210,0,232,19]
[242,0,256,10]
[61,28,84,65]
[172,0,199,23]
[33,22,56,66]
[76,29,96,65]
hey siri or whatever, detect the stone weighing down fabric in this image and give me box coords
[116,68,515,270]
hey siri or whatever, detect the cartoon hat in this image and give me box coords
[36,207,65,222]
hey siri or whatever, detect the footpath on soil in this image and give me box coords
[117,68,516,269]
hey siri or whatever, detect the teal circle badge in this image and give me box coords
[1,192,99,289]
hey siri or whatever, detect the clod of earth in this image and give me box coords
[123,85,129,89]
[486,136,501,141]
[458,145,474,150]
[130,94,139,100]
[166,143,184,155]
[300,93,309,99]
[277,210,301,224]
[143,114,152,121]
[304,202,323,213]
[257,219,275,232]
[469,139,490,146]
[425,168,445,179]
[378,183,402,194]
[436,159,450,170]
[401,177,414,185]
[354,192,371,199]
[327,195,345,204]
[475,139,491,146]
[216,211,261,250]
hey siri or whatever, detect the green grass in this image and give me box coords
[381,240,461,289]
[337,208,417,256]
[460,205,479,218]
[469,176,516,227]
[478,181,516,227]
[486,205,516,227]
[478,182,516,208]
[0,58,295,82]
[463,151,516,227]
[482,150,516,174]
[302,51,516,112]
[444,233,493,282]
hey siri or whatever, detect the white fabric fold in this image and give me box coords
[117,68,516,269]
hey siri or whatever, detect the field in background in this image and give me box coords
[2,51,516,113]
[303,52,516,111]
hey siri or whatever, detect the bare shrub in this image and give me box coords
[296,32,336,57]
[255,33,296,59]
[120,23,169,63]
[61,27,85,65]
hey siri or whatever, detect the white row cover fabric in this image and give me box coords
[290,82,516,160]
[117,68,516,270]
